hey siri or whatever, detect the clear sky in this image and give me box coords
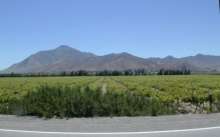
[0,0,220,70]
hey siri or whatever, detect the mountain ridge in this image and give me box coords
[2,45,220,73]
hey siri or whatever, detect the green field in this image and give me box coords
[1,75,220,118]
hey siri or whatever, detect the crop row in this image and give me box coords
[1,75,220,117]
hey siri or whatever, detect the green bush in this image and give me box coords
[18,85,176,118]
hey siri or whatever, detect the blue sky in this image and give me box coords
[0,0,220,70]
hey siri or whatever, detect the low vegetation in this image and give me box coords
[0,75,220,118]
[21,85,175,118]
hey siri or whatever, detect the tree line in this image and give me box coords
[158,69,191,75]
[0,69,191,77]
[0,69,152,77]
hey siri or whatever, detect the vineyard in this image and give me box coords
[1,75,220,118]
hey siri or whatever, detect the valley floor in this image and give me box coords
[1,75,220,117]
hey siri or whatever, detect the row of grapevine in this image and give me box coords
[1,75,220,117]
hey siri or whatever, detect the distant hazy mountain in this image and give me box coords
[2,45,220,73]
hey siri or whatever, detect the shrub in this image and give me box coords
[18,85,176,118]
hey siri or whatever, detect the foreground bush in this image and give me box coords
[2,83,220,118]
[8,85,175,118]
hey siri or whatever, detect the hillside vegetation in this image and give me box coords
[4,46,220,73]
[1,75,220,118]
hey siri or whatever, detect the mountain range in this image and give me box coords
[2,45,220,73]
